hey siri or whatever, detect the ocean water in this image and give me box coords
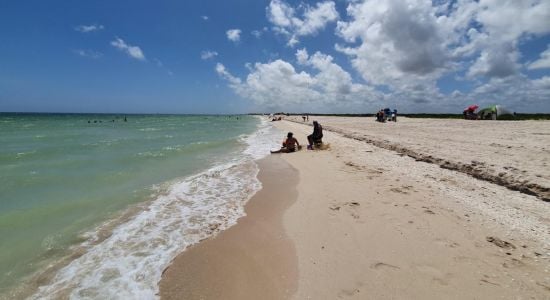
[0,113,281,299]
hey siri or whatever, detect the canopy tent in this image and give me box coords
[478,105,514,120]
[464,105,479,112]
[463,104,479,120]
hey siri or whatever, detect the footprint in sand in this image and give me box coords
[329,202,362,220]
[421,206,436,214]
[329,204,341,211]
[434,238,460,248]
[502,258,526,269]
[389,185,416,194]
[371,262,400,270]
[390,187,409,194]
[337,281,364,298]
[414,264,453,286]
[486,236,516,249]
[536,282,550,292]
[367,168,383,174]
[480,278,500,286]
[345,202,361,219]
[344,161,364,172]
[364,169,383,180]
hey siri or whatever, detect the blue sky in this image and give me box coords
[1,0,549,113]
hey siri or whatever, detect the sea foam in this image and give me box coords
[30,116,282,299]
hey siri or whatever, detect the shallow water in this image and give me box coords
[0,113,281,298]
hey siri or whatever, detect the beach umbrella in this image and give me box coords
[465,105,479,112]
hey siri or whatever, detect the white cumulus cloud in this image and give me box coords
[215,63,242,86]
[215,0,550,112]
[470,75,550,109]
[110,38,146,61]
[226,29,242,42]
[335,0,550,86]
[216,49,379,111]
[475,0,550,43]
[531,76,550,90]
[528,45,550,70]
[335,0,453,87]
[466,42,521,79]
[464,0,550,78]
[267,0,339,47]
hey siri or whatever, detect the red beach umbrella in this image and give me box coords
[465,105,479,112]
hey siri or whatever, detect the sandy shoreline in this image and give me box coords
[160,117,550,299]
[160,155,299,299]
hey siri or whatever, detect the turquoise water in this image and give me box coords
[0,114,267,298]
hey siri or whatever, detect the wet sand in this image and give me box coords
[159,155,298,300]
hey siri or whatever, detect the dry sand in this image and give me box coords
[160,117,550,299]
[291,116,550,201]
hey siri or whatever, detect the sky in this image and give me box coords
[1,0,549,114]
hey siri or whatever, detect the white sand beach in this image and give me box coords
[160,117,550,299]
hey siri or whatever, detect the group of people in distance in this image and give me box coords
[271,121,323,154]
[376,108,397,122]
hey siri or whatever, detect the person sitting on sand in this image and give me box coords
[307,121,323,150]
[376,110,385,122]
[271,132,301,153]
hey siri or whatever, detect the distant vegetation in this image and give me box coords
[250,113,550,120]
[400,113,462,119]
[250,113,371,117]
[402,113,550,120]
[499,114,550,120]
